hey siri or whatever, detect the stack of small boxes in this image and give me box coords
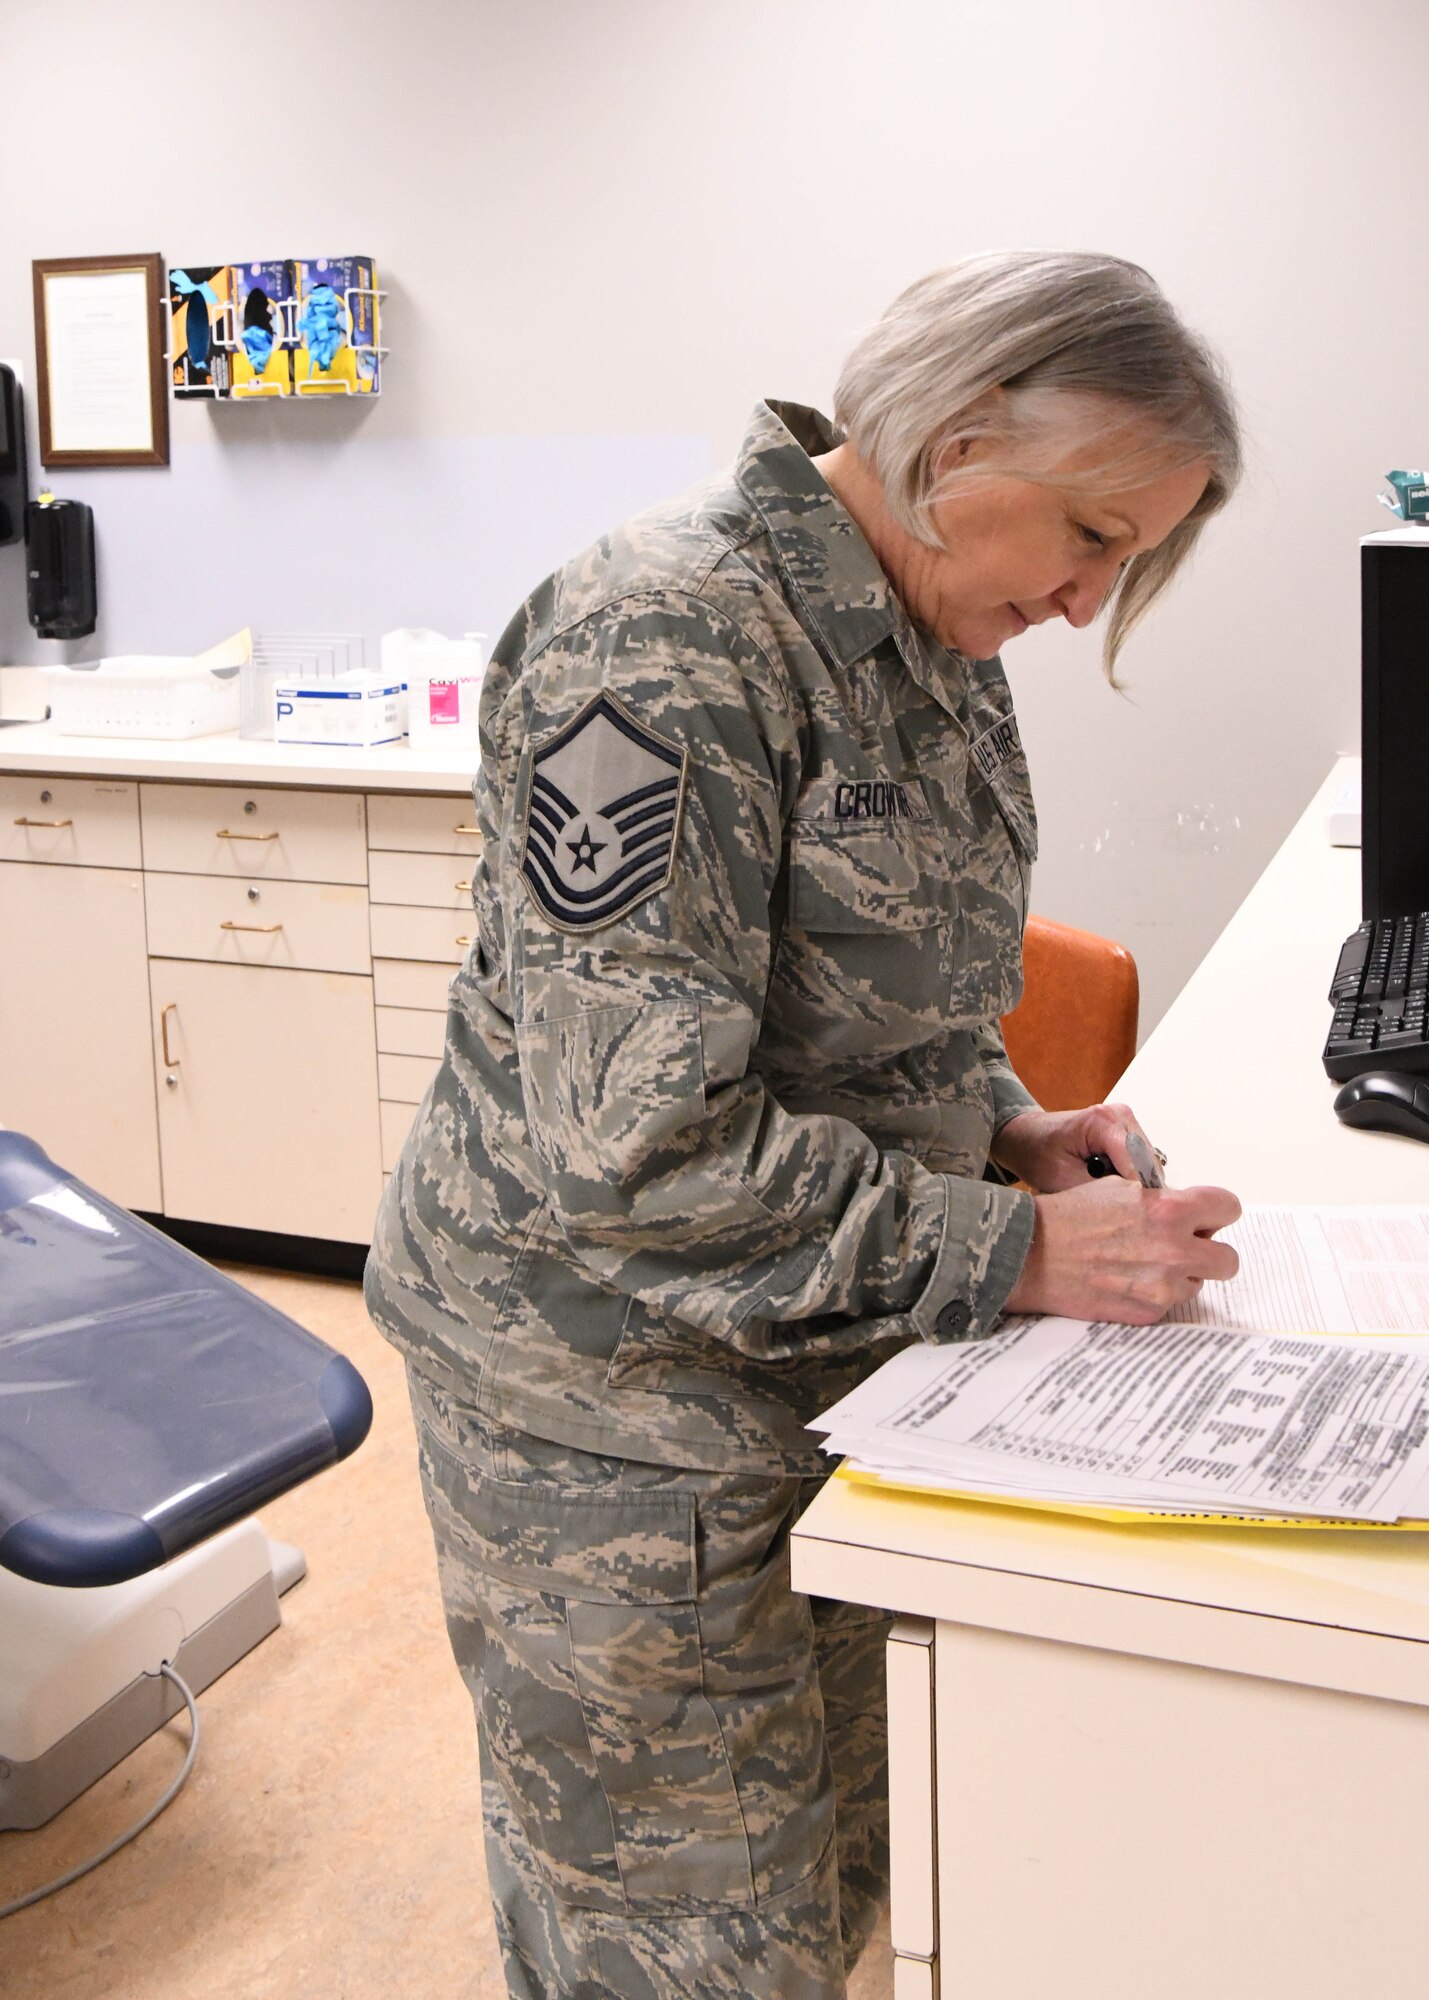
[169,258,381,400]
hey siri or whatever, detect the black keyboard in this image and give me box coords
[1324,913,1429,1080]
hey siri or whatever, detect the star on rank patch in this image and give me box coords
[520,690,688,932]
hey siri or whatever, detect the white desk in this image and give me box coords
[791,759,1429,2000]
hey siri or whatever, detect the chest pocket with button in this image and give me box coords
[762,814,959,1070]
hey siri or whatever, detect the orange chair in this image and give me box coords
[1000,914,1139,1112]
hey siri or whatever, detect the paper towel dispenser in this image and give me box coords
[26,492,97,641]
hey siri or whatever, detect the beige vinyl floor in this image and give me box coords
[1,1264,893,2000]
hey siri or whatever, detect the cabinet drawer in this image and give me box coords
[381,1099,416,1173]
[367,791,479,855]
[146,872,372,974]
[369,905,470,964]
[378,1051,440,1103]
[140,782,368,883]
[373,957,455,1012]
[0,775,141,869]
[376,1006,446,1059]
[370,849,475,910]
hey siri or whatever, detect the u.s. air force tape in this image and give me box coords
[519,690,689,932]
[968,712,1023,786]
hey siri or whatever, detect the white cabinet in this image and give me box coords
[144,785,384,1241]
[365,793,473,1183]
[0,757,469,1246]
[0,861,162,1209]
[151,960,382,1241]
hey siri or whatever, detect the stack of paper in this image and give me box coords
[813,1317,1429,1525]
[812,1207,1429,1528]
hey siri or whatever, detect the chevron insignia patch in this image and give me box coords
[520,691,689,933]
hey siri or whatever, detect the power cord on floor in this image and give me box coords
[0,1661,201,1920]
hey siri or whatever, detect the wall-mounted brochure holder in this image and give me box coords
[168,258,386,402]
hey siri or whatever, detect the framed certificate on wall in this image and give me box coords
[33,253,170,468]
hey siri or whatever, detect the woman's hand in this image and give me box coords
[1003,1177,1242,1324]
[992,1103,1165,1193]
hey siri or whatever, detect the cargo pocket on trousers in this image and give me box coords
[416,1424,756,1917]
[566,1590,756,1914]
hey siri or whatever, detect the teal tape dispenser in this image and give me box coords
[1379,470,1429,523]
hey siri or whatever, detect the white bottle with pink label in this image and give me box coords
[384,629,486,752]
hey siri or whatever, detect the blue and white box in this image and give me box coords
[273,670,406,748]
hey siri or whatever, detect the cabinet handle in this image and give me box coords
[220,920,285,933]
[454,878,472,892]
[160,1002,180,1067]
[216,828,280,841]
[452,824,480,836]
[455,935,473,946]
[14,815,74,828]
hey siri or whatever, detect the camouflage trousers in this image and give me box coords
[407,1364,891,2000]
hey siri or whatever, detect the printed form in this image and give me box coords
[814,1317,1429,1522]
[1179,1207,1429,1336]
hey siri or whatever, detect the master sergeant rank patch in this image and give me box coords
[520,691,689,933]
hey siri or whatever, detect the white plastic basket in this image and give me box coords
[44,658,242,740]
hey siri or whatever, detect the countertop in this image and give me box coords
[0,720,477,794]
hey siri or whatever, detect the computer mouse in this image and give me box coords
[1333,1070,1429,1141]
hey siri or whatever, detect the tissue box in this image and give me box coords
[273,672,405,748]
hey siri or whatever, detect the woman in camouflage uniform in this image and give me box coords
[367,251,1243,1999]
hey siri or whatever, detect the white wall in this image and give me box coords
[2,0,1424,1032]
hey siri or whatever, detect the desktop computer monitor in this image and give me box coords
[1361,527,1429,921]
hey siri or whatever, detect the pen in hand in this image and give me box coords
[1086,1131,1167,1191]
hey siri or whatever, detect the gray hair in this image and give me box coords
[833,251,1241,679]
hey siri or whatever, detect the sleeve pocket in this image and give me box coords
[516,1000,706,1200]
